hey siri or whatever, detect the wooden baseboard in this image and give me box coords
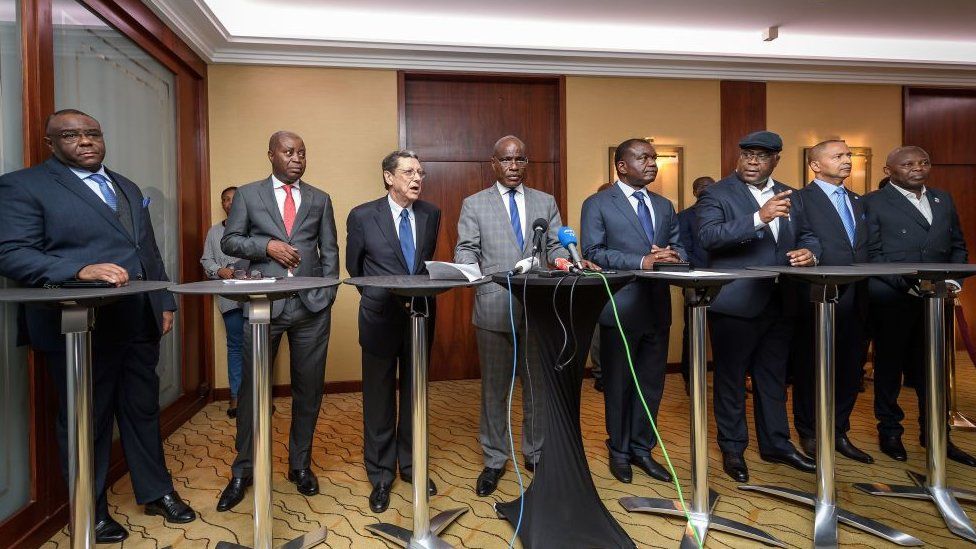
[212,379,363,401]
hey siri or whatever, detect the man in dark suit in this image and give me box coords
[790,140,873,464]
[0,109,196,543]
[677,176,716,393]
[581,138,685,484]
[346,150,441,513]
[865,145,976,466]
[217,131,340,511]
[697,130,821,482]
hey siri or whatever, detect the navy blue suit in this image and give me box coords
[697,173,821,454]
[346,196,440,486]
[0,156,177,518]
[865,183,968,439]
[581,183,685,461]
[790,182,869,441]
[677,206,708,269]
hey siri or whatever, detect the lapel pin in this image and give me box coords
[933,197,941,203]
[142,197,151,208]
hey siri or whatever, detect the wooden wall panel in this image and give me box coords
[720,81,766,175]
[905,88,976,164]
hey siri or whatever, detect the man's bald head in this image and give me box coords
[491,135,528,189]
[884,145,931,194]
[268,131,302,153]
[886,146,929,167]
[492,135,526,157]
[808,140,846,163]
[267,131,306,183]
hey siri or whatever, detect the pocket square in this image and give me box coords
[142,196,152,208]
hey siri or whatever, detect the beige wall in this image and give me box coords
[208,65,399,388]
[767,82,902,191]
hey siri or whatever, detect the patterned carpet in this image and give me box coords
[44,356,976,548]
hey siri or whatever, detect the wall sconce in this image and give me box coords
[606,141,685,209]
[801,146,873,195]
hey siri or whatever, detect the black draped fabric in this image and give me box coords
[493,272,635,549]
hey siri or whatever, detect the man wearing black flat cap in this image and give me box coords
[697,130,821,482]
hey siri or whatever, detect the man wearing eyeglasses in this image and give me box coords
[0,109,196,542]
[454,135,569,496]
[697,130,821,482]
[346,150,441,513]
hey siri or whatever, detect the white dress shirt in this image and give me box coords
[388,194,417,244]
[890,182,933,224]
[70,165,116,205]
[496,181,527,240]
[271,174,302,217]
[749,178,780,241]
[615,180,657,228]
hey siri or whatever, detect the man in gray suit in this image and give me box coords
[216,131,340,511]
[454,135,569,497]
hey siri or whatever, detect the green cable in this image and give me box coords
[586,271,704,549]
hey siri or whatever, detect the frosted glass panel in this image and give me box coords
[53,0,182,407]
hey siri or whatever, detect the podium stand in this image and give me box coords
[854,263,976,544]
[170,277,339,549]
[0,280,171,549]
[343,275,485,549]
[617,269,785,548]
[491,272,636,549]
[738,266,921,547]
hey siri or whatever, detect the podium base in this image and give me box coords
[950,411,976,432]
[620,490,785,548]
[739,485,922,546]
[855,471,976,543]
[365,508,467,549]
[213,527,327,549]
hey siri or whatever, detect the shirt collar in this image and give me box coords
[615,180,650,199]
[890,182,927,200]
[271,174,301,189]
[496,181,524,196]
[387,194,413,218]
[813,178,846,196]
[70,165,111,183]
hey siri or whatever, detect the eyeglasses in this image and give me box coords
[496,156,528,167]
[396,168,427,179]
[740,150,775,162]
[53,130,104,143]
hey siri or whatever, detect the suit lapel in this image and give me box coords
[108,169,141,242]
[291,183,313,233]
[489,186,523,252]
[884,183,931,229]
[609,184,651,247]
[926,189,945,236]
[413,204,429,272]
[850,192,867,247]
[46,159,131,241]
[373,198,409,272]
[649,193,668,247]
[258,178,289,239]
[807,184,850,247]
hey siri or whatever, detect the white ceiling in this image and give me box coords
[145,0,976,85]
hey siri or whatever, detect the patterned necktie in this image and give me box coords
[834,186,856,245]
[508,188,524,250]
[633,190,655,244]
[89,173,117,211]
[399,209,415,274]
[282,184,296,236]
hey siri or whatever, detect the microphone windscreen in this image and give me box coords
[557,226,578,248]
[532,218,549,232]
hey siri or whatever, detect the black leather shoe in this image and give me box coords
[631,455,671,482]
[400,472,437,496]
[476,467,504,496]
[609,460,632,483]
[722,452,749,482]
[800,437,816,457]
[369,482,392,513]
[837,435,874,464]
[288,468,319,496]
[145,491,196,523]
[594,378,605,392]
[880,435,907,461]
[760,448,816,473]
[94,516,128,544]
[945,441,976,467]
[216,476,252,512]
[227,397,238,418]
[524,461,535,473]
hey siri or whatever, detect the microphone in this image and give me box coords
[508,256,540,275]
[557,226,584,270]
[554,257,583,274]
[531,218,549,254]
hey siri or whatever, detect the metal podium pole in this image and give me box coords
[63,304,96,549]
[621,287,784,548]
[367,304,466,549]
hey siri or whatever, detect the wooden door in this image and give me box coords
[400,73,564,380]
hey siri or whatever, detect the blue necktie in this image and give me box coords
[89,173,118,211]
[508,189,524,250]
[399,209,415,274]
[833,186,856,245]
[633,190,655,244]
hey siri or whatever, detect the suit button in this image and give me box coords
[901,229,907,234]
[136,244,141,250]
[136,274,144,280]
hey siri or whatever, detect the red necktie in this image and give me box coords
[282,184,296,236]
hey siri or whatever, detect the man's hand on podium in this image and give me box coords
[77,263,129,286]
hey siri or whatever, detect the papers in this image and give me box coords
[222,278,277,284]
[425,261,484,282]
[641,270,729,277]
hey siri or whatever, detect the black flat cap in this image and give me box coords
[739,131,783,152]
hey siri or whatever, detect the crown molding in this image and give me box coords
[144,0,976,86]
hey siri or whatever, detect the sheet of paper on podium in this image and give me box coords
[424,261,484,282]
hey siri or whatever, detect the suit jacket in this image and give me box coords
[454,184,569,332]
[697,173,822,319]
[221,177,340,317]
[865,183,968,306]
[677,205,707,269]
[580,184,685,330]
[0,157,176,351]
[346,196,440,357]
